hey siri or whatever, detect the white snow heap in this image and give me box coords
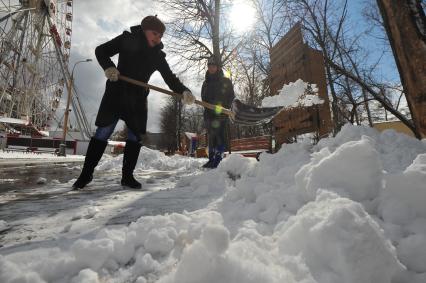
[295,136,383,202]
[200,224,230,255]
[70,269,99,283]
[1,124,426,283]
[276,191,403,283]
[261,79,324,108]
[379,153,426,222]
[97,146,204,172]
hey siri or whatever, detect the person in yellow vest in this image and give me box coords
[201,57,235,168]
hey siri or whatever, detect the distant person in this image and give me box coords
[201,57,235,168]
[73,15,195,190]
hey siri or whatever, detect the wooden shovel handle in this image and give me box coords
[118,75,234,117]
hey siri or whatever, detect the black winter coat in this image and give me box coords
[95,25,188,136]
[201,70,235,122]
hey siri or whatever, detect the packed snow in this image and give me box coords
[1,125,426,283]
[0,220,8,232]
[262,79,324,108]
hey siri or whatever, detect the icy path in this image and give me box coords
[0,163,210,250]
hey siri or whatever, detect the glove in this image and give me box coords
[104,67,120,82]
[182,90,195,105]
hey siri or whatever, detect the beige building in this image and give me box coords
[373,121,415,137]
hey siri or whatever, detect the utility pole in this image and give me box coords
[58,59,92,156]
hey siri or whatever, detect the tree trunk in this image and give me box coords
[213,0,221,64]
[325,63,341,135]
[376,0,426,139]
[362,88,374,127]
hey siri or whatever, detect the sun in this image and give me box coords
[229,1,256,33]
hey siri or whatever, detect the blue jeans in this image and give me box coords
[94,120,139,142]
[206,119,228,152]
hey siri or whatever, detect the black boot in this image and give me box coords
[121,140,142,189]
[211,145,224,168]
[73,138,107,189]
[202,147,215,168]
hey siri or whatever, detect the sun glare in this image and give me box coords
[229,1,256,33]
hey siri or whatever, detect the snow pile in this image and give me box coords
[379,154,426,225]
[1,124,426,283]
[296,136,383,202]
[262,79,324,108]
[316,125,425,173]
[97,146,205,171]
[276,191,402,283]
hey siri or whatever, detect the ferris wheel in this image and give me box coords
[0,0,89,137]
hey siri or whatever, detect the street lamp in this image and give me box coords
[58,58,92,156]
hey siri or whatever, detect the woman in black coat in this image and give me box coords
[73,16,195,190]
[201,57,235,168]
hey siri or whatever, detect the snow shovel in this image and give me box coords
[118,75,282,125]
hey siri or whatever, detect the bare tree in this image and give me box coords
[158,0,242,71]
[225,0,292,138]
[157,0,262,141]
[288,0,351,133]
[182,106,205,134]
[159,96,180,153]
[229,41,271,138]
[288,0,419,136]
[333,33,375,126]
[251,0,292,90]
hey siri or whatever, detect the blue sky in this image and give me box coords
[346,0,400,82]
[67,0,401,134]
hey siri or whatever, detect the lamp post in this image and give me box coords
[58,58,92,156]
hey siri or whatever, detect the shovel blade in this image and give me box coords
[231,99,282,125]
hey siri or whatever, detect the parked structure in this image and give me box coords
[270,22,332,145]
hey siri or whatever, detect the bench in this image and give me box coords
[195,147,208,158]
[228,135,273,160]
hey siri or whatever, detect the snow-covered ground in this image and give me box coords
[1,124,426,283]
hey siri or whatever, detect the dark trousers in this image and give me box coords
[206,119,228,152]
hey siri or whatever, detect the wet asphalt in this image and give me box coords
[0,160,83,193]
